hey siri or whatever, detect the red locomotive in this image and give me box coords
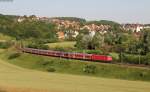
[21,48,112,62]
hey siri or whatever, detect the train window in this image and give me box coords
[85,55,91,58]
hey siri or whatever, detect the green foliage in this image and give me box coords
[86,20,120,26]
[104,32,115,45]
[76,31,104,50]
[92,32,104,49]
[74,31,88,49]
[85,50,103,55]
[27,43,49,50]
[83,65,96,74]
[0,14,57,41]
[76,34,93,49]
[109,53,119,62]
[1,14,150,66]
[0,42,12,49]
[53,17,86,24]
[145,53,150,65]
[53,46,66,51]
[119,54,149,65]
[78,29,90,35]
[8,53,21,59]
[4,51,150,82]
[46,67,56,72]
[139,29,150,55]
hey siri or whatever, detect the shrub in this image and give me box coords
[83,65,96,74]
[145,53,150,65]
[27,43,49,50]
[119,54,147,65]
[139,72,144,77]
[122,54,139,64]
[8,53,21,59]
[86,50,103,55]
[38,44,49,50]
[54,46,66,51]
[46,67,56,72]
[35,39,57,44]
[0,42,12,49]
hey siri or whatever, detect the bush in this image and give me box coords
[27,43,49,50]
[46,67,56,72]
[83,65,96,74]
[53,46,66,51]
[38,44,49,50]
[121,54,146,65]
[86,50,103,55]
[8,53,21,59]
[0,42,12,49]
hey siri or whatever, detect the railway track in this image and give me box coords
[18,47,150,69]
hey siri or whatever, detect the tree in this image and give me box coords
[76,31,104,50]
[137,48,143,64]
[0,14,57,42]
[75,29,90,49]
[140,29,150,54]
[81,35,93,49]
[92,32,104,49]
[117,44,126,63]
[104,32,115,45]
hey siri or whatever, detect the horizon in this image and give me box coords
[1,13,149,24]
[0,0,150,24]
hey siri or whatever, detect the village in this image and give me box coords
[17,15,150,40]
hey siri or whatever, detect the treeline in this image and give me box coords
[53,17,86,23]
[76,28,150,65]
[86,20,120,26]
[0,14,57,42]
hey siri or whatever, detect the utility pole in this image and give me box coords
[138,49,141,65]
[120,52,122,63]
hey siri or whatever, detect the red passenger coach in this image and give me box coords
[21,48,112,62]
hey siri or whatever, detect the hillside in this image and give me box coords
[0,48,150,80]
[0,13,150,92]
[0,55,150,92]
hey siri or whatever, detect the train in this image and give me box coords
[20,47,112,62]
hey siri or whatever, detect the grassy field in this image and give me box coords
[0,56,150,92]
[1,49,150,82]
[46,41,76,49]
[0,34,13,42]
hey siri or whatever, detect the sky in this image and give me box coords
[0,0,150,23]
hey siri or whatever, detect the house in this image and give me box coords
[144,25,150,29]
[56,31,65,39]
[17,17,26,22]
[122,24,144,32]
[72,31,79,38]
